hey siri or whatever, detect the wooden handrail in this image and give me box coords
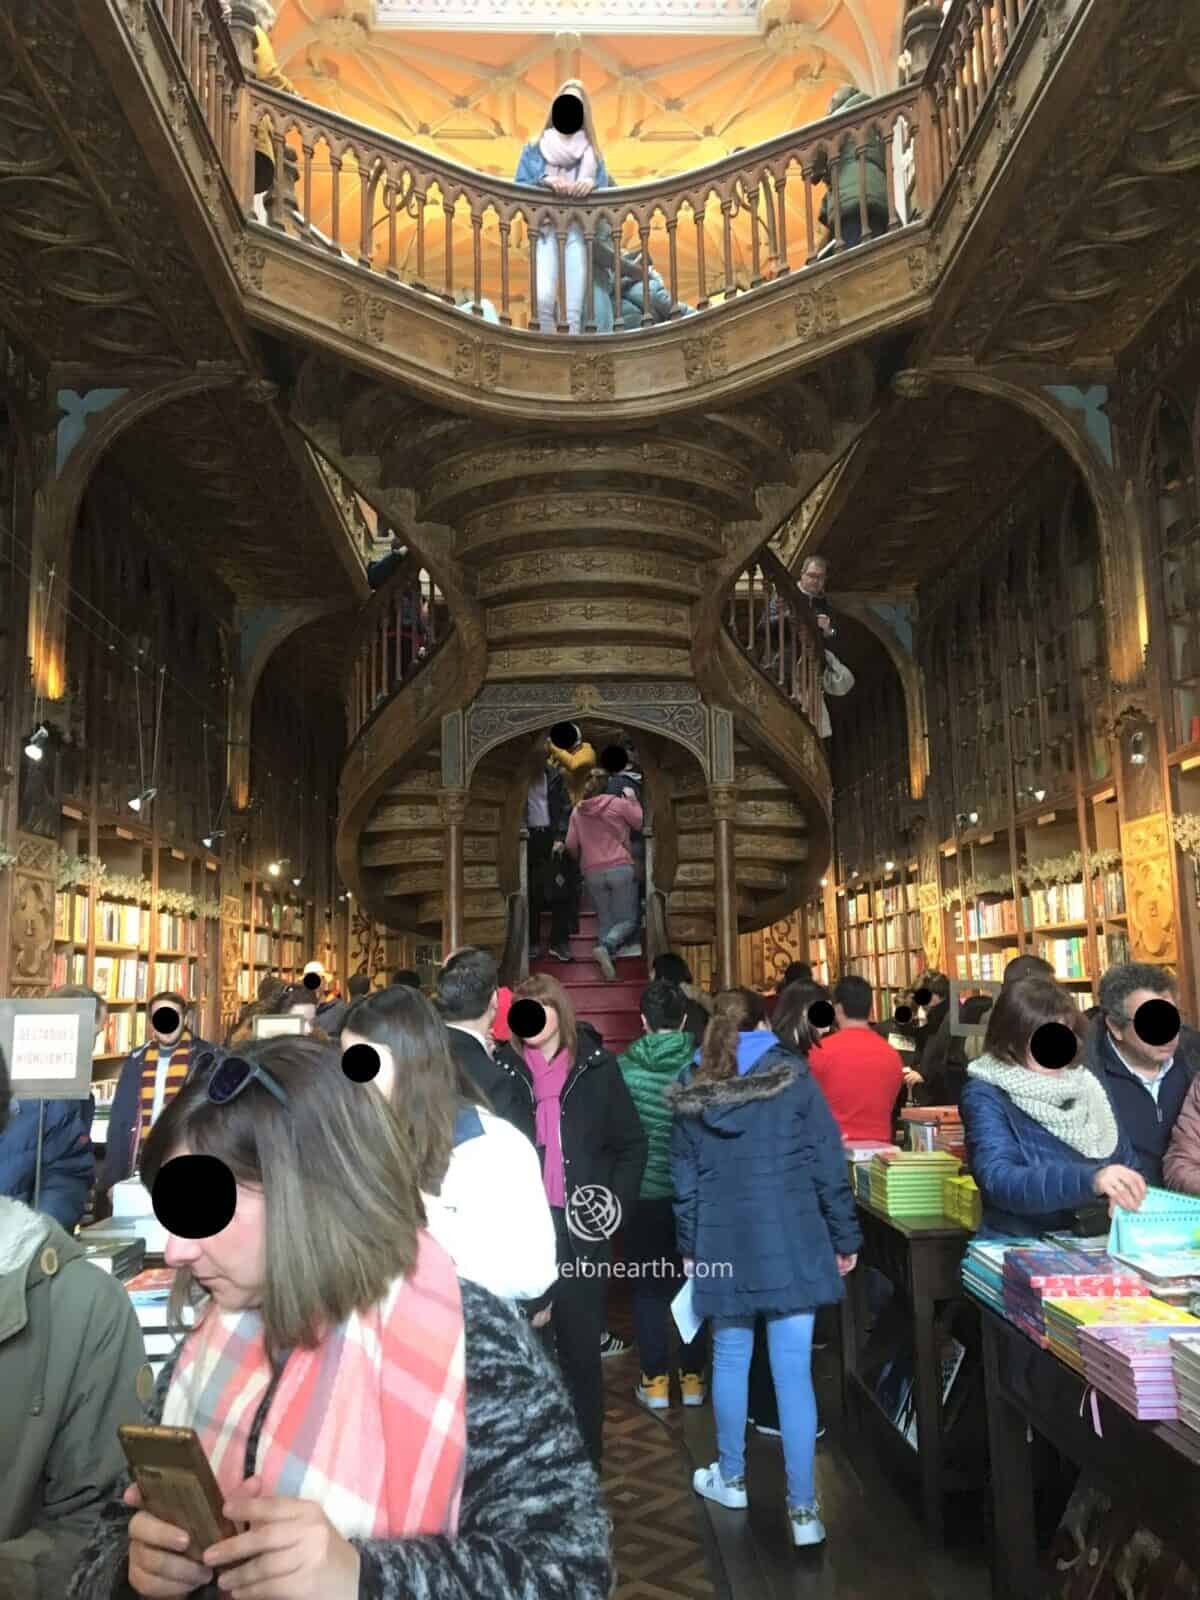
[246,80,924,328]
[924,0,1040,180]
[725,547,827,727]
[343,552,450,744]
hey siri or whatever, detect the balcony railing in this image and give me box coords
[144,0,1042,337]
[248,84,923,331]
[345,554,450,744]
[725,548,825,729]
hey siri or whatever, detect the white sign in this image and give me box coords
[11,1012,81,1083]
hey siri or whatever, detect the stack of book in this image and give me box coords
[943,1174,982,1231]
[1112,1249,1200,1307]
[867,1150,960,1217]
[1042,1295,1199,1374]
[124,1267,180,1376]
[900,1106,965,1163]
[1002,1247,1148,1346]
[1078,1325,1182,1421]
[962,1238,1014,1316]
[1169,1333,1200,1438]
[79,1235,145,1279]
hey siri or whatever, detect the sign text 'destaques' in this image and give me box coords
[12,1012,80,1082]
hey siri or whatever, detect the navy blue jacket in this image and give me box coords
[666,1038,861,1318]
[1083,1021,1200,1187]
[97,1036,212,1202]
[0,1096,94,1230]
[961,1075,1137,1238]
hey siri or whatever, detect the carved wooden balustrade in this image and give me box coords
[310,448,377,571]
[246,83,926,331]
[345,553,450,744]
[154,0,244,169]
[927,0,1040,183]
[725,549,825,728]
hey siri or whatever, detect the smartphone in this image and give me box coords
[118,1424,237,1563]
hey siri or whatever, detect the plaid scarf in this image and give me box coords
[137,1030,193,1142]
[162,1231,467,1540]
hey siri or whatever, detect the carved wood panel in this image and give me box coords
[1122,812,1177,966]
[10,833,57,995]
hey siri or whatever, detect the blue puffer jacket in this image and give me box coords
[0,1096,94,1230]
[666,1034,861,1318]
[961,1073,1137,1238]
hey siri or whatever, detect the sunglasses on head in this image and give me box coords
[195,1049,291,1110]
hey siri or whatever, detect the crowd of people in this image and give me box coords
[4,930,1199,1592]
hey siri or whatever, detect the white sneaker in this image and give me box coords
[789,1503,826,1547]
[693,1462,748,1509]
[592,943,616,981]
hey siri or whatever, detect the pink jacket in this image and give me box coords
[566,794,643,875]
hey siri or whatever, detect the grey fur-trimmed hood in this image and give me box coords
[666,1058,798,1118]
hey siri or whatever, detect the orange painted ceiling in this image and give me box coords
[269,0,907,183]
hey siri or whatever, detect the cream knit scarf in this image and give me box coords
[968,1052,1120,1160]
[539,127,597,187]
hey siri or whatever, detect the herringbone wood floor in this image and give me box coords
[602,1350,720,1600]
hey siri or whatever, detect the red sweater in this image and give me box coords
[809,1027,904,1145]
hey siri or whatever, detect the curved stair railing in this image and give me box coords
[344,551,451,746]
[143,0,1044,341]
[248,84,923,331]
[725,548,827,726]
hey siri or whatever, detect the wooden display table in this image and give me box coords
[980,1305,1200,1600]
[839,1198,974,1544]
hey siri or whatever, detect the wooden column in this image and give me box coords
[440,787,468,956]
[710,784,739,992]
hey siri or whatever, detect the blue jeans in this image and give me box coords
[586,864,639,952]
[712,1312,817,1507]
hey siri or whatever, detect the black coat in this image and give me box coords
[494,1022,648,1260]
[446,1026,536,1145]
[666,1045,861,1318]
[1083,1020,1200,1186]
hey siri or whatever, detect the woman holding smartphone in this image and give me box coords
[68,1036,611,1600]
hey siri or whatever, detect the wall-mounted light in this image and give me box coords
[819,877,828,888]
[201,830,225,850]
[23,725,48,763]
[1033,787,1046,804]
[1129,731,1147,768]
[885,859,896,872]
[128,787,157,813]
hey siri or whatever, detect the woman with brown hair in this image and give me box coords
[494,973,647,1468]
[339,984,557,1306]
[961,976,1147,1238]
[69,1035,612,1600]
[773,979,835,1056]
[667,988,859,1548]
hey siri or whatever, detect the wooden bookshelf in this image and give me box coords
[836,863,922,1016]
[237,873,317,1004]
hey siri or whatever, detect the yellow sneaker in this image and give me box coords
[680,1372,707,1407]
[636,1373,671,1411]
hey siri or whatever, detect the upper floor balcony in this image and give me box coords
[122,0,1049,405]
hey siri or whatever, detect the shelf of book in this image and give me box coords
[836,868,923,1014]
[236,876,315,1004]
[49,816,221,1083]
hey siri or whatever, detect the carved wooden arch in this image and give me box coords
[462,681,712,785]
[232,602,348,810]
[921,365,1140,684]
[831,595,928,800]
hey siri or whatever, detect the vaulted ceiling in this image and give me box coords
[269,0,907,183]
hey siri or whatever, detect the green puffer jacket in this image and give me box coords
[619,1031,696,1200]
[819,85,890,229]
[0,1198,150,1600]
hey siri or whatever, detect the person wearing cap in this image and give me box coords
[95,991,212,1217]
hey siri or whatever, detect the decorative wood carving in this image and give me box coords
[1122,812,1177,965]
[220,892,242,1025]
[9,834,57,996]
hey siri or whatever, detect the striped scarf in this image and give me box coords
[137,1030,193,1142]
[163,1231,467,1540]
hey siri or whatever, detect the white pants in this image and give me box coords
[536,220,586,334]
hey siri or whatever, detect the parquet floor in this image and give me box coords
[599,1309,990,1600]
[601,1350,722,1600]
